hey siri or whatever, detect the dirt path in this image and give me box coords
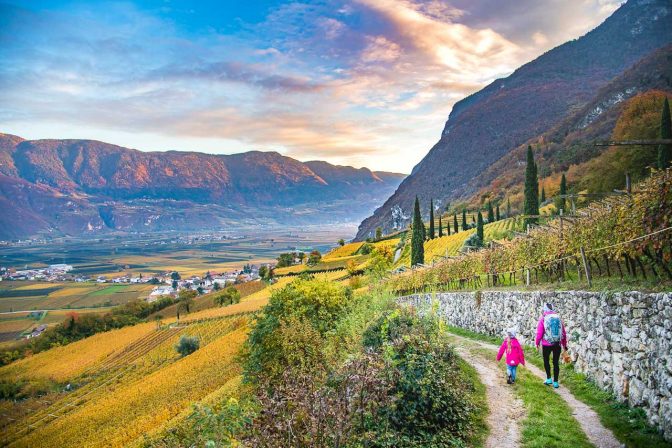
[453,344,524,448]
[450,333,623,448]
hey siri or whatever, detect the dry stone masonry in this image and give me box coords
[399,290,672,441]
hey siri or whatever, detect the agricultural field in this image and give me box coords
[0,313,249,447]
[395,217,522,267]
[0,282,155,343]
[0,226,351,279]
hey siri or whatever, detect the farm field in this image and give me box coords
[0,282,154,343]
[395,217,522,267]
[0,226,352,279]
[0,313,250,447]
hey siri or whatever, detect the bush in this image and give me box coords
[362,308,477,446]
[360,242,374,255]
[244,278,353,384]
[175,335,200,357]
[213,287,241,307]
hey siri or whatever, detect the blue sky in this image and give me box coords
[0,0,623,172]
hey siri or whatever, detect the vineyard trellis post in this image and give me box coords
[580,246,592,287]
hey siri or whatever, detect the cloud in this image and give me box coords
[0,0,626,172]
[361,35,402,62]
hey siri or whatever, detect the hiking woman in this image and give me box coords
[535,303,567,388]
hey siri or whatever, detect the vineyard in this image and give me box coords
[395,217,522,267]
[0,313,250,447]
[387,169,672,293]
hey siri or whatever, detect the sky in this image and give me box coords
[0,0,624,173]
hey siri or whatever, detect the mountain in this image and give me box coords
[464,44,672,207]
[0,135,405,239]
[356,0,672,240]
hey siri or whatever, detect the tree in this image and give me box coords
[307,250,322,266]
[506,198,511,218]
[524,145,539,227]
[171,271,181,281]
[175,335,199,357]
[658,97,671,169]
[171,279,178,290]
[496,205,500,221]
[411,196,425,266]
[476,211,484,243]
[428,199,435,239]
[375,226,383,241]
[178,289,197,313]
[453,213,458,233]
[276,253,295,268]
[214,286,241,307]
[438,215,443,237]
[487,201,494,223]
[555,174,567,213]
[461,210,467,231]
[213,282,221,291]
[338,238,345,247]
[541,186,546,203]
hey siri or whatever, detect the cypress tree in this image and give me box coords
[453,213,459,233]
[541,186,546,203]
[429,199,435,239]
[658,97,672,169]
[411,196,425,266]
[487,201,494,223]
[506,198,511,218]
[462,210,467,231]
[557,174,567,213]
[524,145,539,227]
[496,205,500,221]
[476,211,484,244]
[438,215,443,237]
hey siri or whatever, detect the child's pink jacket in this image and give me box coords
[496,337,525,366]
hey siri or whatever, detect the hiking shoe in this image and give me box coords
[544,378,552,386]
[507,375,512,384]
[553,382,559,389]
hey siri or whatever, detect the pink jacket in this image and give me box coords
[535,311,567,348]
[496,337,525,366]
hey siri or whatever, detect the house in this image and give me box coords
[147,285,176,302]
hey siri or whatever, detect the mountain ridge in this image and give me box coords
[356,0,672,240]
[0,134,404,239]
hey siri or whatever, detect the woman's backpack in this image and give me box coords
[543,313,562,344]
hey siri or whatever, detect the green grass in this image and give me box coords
[89,284,129,296]
[456,356,488,448]
[509,353,592,448]
[448,325,670,448]
[524,349,670,448]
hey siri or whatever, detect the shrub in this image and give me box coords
[244,278,353,384]
[360,242,374,255]
[362,308,477,446]
[213,286,241,307]
[175,335,200,357]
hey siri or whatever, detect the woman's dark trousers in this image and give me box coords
[542,344,561,381]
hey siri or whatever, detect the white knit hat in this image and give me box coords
[506,327,517,338]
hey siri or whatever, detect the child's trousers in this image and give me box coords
[507,364,517,381]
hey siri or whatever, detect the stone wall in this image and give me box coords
[399,290,672,440]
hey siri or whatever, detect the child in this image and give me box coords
[496,328,525,384]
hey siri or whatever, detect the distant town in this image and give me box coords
[0,263,271,302]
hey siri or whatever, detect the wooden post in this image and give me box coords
[580,246,592,287]
[625,173,631,194]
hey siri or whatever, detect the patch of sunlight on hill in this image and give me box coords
[0,322,155,383]
[15,326,248,448]
[396,218,521,267]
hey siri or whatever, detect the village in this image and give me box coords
[0,263,269,302]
